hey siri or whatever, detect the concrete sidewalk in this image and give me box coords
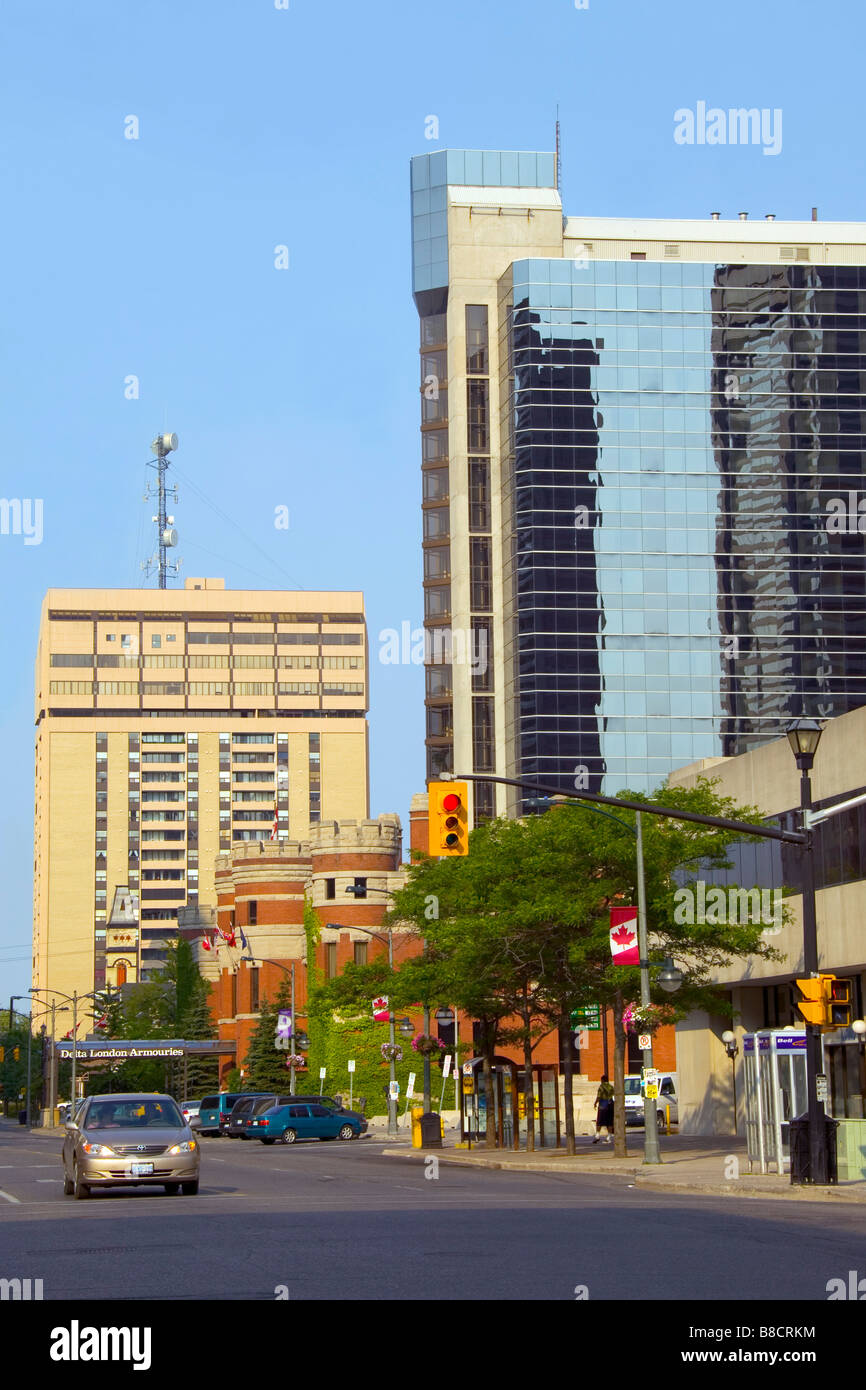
[380,1133,866,1202]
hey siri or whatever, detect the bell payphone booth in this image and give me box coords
[743,1029,827,1174]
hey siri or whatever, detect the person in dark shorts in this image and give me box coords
[593,1075,614,1143]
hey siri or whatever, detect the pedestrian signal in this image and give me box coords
[795,974,853,1031]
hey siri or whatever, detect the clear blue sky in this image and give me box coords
[1,0,863,998]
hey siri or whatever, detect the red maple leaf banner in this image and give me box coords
[609,907,640,964]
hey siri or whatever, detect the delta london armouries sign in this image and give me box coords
[55,1039,232,1062]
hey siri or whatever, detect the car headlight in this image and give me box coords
[82,1141,116,1157]
[167,1140,197,1155]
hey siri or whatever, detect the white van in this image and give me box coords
[624,1073,678,1129]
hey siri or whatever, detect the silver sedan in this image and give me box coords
[62,1093,200,1199]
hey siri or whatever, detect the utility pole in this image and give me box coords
[143,434,180,588]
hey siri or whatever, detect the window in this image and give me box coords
[250,967,260,1012]
[325,878,335,900]
[151,635,162,649]
[106,634,116,642]
[469,459,490,532]
[466,305,489,374]
[423,507,450,541]
[470,538,492,611]
[467,380,489,452]
[248,901,258,926]
[121,634,133,650]
[326,943,337,979]
[353,877,367,899]
[166,633,176,642]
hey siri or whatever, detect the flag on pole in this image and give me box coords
[239,927,249,952]
[270,801,279,841]
[609,907,640,965]
[201,934,213,952]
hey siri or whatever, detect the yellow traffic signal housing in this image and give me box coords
[12,1047,20,1062]
[795,974,853,1030]
[0,1047,4,1063]
[828,978,852,1029]
[428,780,469,857]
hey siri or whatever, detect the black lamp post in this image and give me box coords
[785,717,826,1183]
[722,1030,739,1132]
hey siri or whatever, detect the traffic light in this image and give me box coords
[428,781,469,857]
[795,974,852,1030]
[0,1047,4,1063]
[12,1048,19,1062]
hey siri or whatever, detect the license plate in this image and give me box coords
[131,1162,154,1176]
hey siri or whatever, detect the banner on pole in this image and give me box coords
[609,907,640,965]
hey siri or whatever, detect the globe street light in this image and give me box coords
[657,958,683,994]
[785,717,826,1183]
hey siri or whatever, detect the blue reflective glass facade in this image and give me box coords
[501,257,866,798]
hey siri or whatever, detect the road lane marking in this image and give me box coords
[0,1189,21,1204]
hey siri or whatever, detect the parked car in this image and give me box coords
[198,1093,246,1136]
[624,1073,679,1129]
[62,1093,199,1198]
[250,1101,367,1145]
[180,1100,201,1131]
[226,1094,293,1138]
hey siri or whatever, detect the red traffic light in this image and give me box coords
[442,792,461,812]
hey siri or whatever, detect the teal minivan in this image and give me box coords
[198,1093,246,1137]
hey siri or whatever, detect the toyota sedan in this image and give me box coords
[62,1094,200,1198]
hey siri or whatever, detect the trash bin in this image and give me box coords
[419,1112,443,1149]
[789,1113,839,1185]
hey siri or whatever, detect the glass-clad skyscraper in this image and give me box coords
[410,150,866,813]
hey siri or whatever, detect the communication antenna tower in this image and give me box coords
[142,433,181,588]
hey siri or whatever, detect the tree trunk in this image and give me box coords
[521,1002,535,1153]
[559,1016,576,1155]
[481,1021,497,1150]
[613,990,628,1158]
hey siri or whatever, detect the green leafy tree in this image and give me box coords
[386,778,783,1153]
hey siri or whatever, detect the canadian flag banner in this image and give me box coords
[609,907,640,965]
[372,995,389,1022]
[201,934,213,952]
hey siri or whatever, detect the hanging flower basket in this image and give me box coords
[411,1034,446,1056]
[380,1042,403,1063]
[623,1003,673,1035]
[284,1054,306,1069]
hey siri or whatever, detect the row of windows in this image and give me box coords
[186,631,363,646]
[49,680,363,697]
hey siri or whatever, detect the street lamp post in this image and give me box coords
[722,1030,739,1132]
[786,717,827,1184]
[327,917,404,1136]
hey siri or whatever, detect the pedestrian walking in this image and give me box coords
[593,1074,614,1143]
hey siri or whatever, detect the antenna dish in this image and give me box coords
[150,433,178,457]
[162,527,178,547]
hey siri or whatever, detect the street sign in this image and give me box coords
[443,1054,453,1078]
[347,1060,355,1073]
[571,1004,601,1030]
[462,1062,473,1075]
[638,1033,652,1050]
[645,1083,659,1100]
[406,1071,416,1098]
[319,1067,327,1080]
[462,1076,473,1094]
[816,1073,829,1103]
[389,1080,400,1100]
[642,1068,659,1084]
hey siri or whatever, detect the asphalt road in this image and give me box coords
[0,1126,863,1301]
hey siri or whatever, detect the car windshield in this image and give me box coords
[85,1099,184,1130]
[624,1078,642,1096]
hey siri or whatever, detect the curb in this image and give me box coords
[378,1148,866,1201]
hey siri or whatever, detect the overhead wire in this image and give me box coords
[170,461,304,590]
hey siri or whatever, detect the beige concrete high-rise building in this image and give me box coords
[33,578,369,1003]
